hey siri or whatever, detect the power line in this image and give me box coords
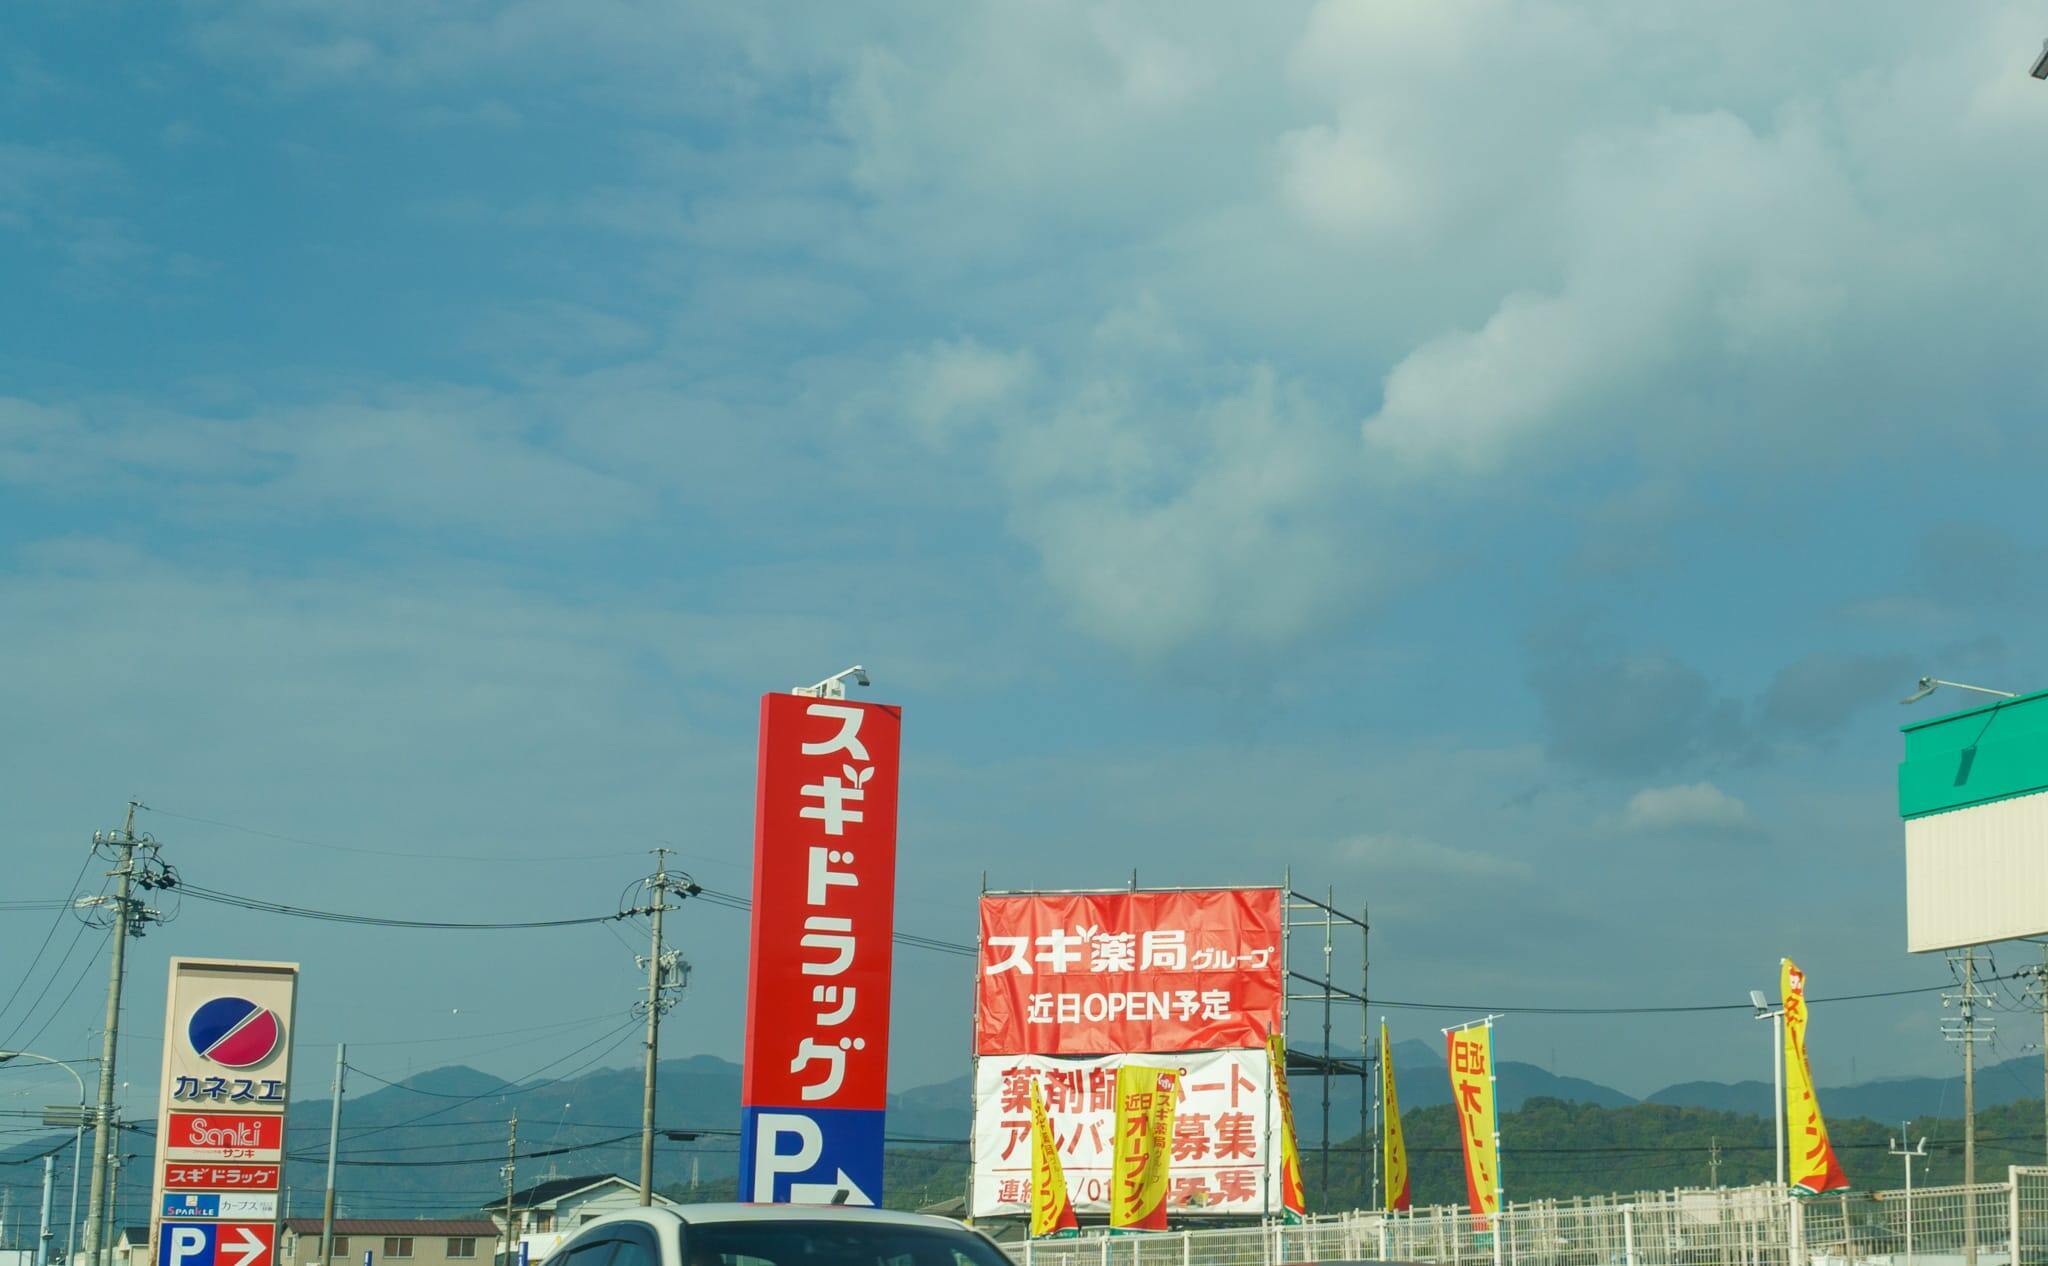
[175,883,635,931]
[142,807,649,865]
[1369,974,2029,1017]
[0,841,100,1047]
[333,1016,645,1146]
[344,1066,564,1102]
[691,885,975,957]
[318,1132,642,1168]
[339,1013,630,1049]
[7,1013,631,1064]
[0,918,106,1058]
[140,803,979,955]
[5,885,2016,1001]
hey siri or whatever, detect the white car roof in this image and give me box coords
[667,1204,969,1230]
[580,1205,971,1231]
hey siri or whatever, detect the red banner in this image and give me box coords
[740,693,902,1111]
[976,889,1283,1055]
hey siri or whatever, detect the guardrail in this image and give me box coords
[1015,1168,2048,1266]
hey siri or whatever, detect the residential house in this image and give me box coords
[114,1226,152,1266]
[487,1176,684,1264]
[281,1219,500,1266]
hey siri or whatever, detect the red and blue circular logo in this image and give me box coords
[187,997,283,1069]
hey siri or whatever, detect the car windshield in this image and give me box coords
[683,1222,1011,1266]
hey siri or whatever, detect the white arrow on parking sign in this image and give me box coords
[788,1170,874,1207]
[222,1227,268,1266]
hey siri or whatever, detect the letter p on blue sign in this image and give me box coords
[738,1106,884,1206]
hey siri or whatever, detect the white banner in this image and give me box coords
[971,1049,1278,1218]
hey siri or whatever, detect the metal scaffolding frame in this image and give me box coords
[1280,874,1373,1213]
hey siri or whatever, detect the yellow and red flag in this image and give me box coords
[1446,1022,1501,1228]
[1782,959,1849,1194]
[1381,1020,1411,1212]
[1028,1080,1079,1237]
[1109,1065,1178,1231]
[1267,1033,1307,1219]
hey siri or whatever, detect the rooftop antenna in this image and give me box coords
[543,1101,572,1183]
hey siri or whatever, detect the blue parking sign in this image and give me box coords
[159,1222,274,1266]
[738,1106,884,1206]
[160,1223,217,1266]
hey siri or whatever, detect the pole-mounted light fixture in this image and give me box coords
[1901,676,2017,706]
[1751,990,1786,1191]
[793,665,871,699]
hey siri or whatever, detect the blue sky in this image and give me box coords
[5,1,2048,1124]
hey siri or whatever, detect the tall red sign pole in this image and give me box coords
[738,668,901,1205]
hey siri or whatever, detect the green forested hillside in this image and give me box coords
[1301,1095,2048,1212]
[880,1096,2048,1217]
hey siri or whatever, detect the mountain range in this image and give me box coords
[2,1041,2041,1225]
[1347,1039,2045,1135]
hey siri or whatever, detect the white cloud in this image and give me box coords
[896,348,1367,655]
[896,339,1036,443]
[1276,123,1426,238]
[1363,109,1867,473]
[31,0,2048,666]
[1622,782,1753,834]
[1338,832,1531,879]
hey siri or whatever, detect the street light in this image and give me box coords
[0,1051,90,1266]
[1900,677,2017,705]
[1891,1129,1929,1266]
[2031,39,2048,80]
[1750,991,1786,1191]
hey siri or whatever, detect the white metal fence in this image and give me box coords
[1016,1169,2048,1266]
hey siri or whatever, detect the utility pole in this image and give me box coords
[2031,944,2048,1167]
[68,1104,81,1266]
[1891,1127,1928,1266]
[38,1155,53,1266]
[500,1114,518,1266]
[105,1151,119,1261]
[1943,947,1991,1266]
[634,852,695,1207]
[640,850,668,1207]
[81,804,165,1266]
[1708,1137,1721,1189]
[319,1044,346,1266]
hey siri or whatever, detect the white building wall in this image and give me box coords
[1906,789,2048,951]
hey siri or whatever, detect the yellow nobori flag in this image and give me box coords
[1267,1033,1307,1219]
[1028,1080,1079,1237]
[1109,1065,1178,1231]
[1782,959,1849,1194]
[1381,1021,1411,1212]
[1446,1022,1501,1228]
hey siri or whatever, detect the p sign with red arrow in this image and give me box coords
[158,1223,274,1266]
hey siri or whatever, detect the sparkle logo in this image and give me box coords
[187,998,282,1069]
